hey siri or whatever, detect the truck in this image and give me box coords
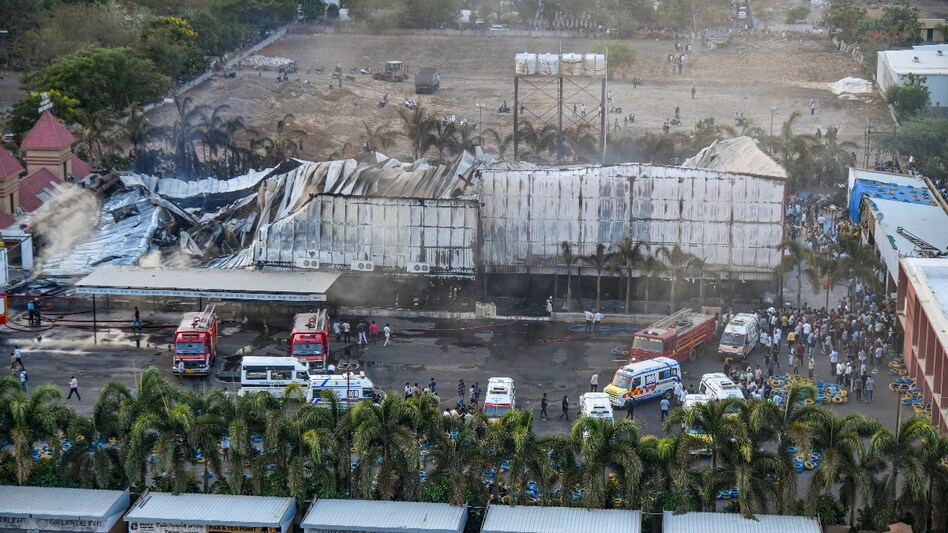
[290,310,330,374]
[483,377,515,423]
[238,356,310,398]
[415,67,440,94]
[629,308,717,363]
[718,313,760,360]
[173,305,218,376]
[372,61,409,82]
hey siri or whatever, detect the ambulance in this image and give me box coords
[717,313,760,360]
[579,392,615,421]
[483,377,515,423]
[307,372,384,408]
[698,372,746,401]
[603,357,681,407]
[681,393,712,455]
[238,356,310,398]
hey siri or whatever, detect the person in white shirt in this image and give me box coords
[383,324,392,346]
[593,311,604,332]
[590,373,599,392]
[584,310,594,332]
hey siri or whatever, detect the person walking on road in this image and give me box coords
[383,324,392,346]
[13,346,24,370]
[342,321,351,343]
[691,85,696,99]
[558,395,570,420]
[865,376,874,402]
[584,310,594,332]
[660,397,670,421]
[19,370,27,393]
[590,373,599,392]
[357,321,368,345]
[67,376,80,401]
[428,377,436,395]
[540,393,549,420]
[853,374,863,402]
[625,398,635,419]
[593,310,603,332]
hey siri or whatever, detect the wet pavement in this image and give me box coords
[2,301,904,438]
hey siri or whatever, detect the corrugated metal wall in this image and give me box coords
[480,164,785,278]
[260,195,479,274]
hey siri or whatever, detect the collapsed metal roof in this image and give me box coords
[682,136,788,179]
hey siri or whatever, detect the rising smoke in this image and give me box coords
[30,187,102,273]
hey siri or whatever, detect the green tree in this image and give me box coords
[785,6,810,23]
[870,416,934,524]
[880,0,920,44]
[429,417,483,505]
[560,241,578,312]
[300,0,328,20]
[776,238,812,309]
[638,255,665,313]
[876,112,948,179]
[8,90,80,137]
[582,242,612,311]
[763,111,820,191]
[23,47,169,116]
[610,236,646,314]
[572,417,644,508]
[655,244,702,312]
[886,73,930,120]
[142,16,204,78]
[803,412,881,516]
[826,1,868,42]
[589,41,636,80]
[665,397,745,472]
[0,377,73,485]
[351,394,420,500]
[186,8,247,59]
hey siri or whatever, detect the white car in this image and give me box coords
[488,25,508,31]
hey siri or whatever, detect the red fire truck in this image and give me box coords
[629,309,717,363]
[173,305,218,376]
[289,310,330,373]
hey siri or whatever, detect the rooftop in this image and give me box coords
[880,49,948,75]
[124,492,294,527]
[682,136,788,179]
[0,486,129,520]
[21,111,76,150]
[847,168,938,224]
[19,168,64,212]
[662,511,821,533]
[70,153,93,178]
[301,500,467,533]
[480,506,641,533]
[903,257,948,351]
[0,147,24,180]
[75,266,340,301]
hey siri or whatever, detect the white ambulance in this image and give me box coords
[579,392,615,421]
[307,372,383,408]
[698,372,746,401]
[603,357,681,407]
[717,313,760,360]
[483,377,516,422]
[238,356,310,398]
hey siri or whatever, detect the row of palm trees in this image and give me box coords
[776,234,883,310]
[559,237,706,313]
[1,370,946,530]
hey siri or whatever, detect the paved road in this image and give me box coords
[3,303,903,438]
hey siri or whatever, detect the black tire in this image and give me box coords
[689,346,699,362]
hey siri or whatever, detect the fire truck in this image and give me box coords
[629,309,716,363]
[173,305,218,376]
[289,310,330,374]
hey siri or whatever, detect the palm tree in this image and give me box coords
[582,242,612,311]
[429,120,460,163]
[270,113,308,164]
[184,388,228,493]
[571,417,644,508]
[73,109,115,168]
[870,416,935,524]
[481,126,513,159]
[805,253,843,311]
[130,399,198,494]
[838,434,887,528]
[362,121,398,153]
[560,241,578,311]
[116,104,159,173]
[762,111,820,191]
[301,389,351,498]
[664,397,746,472]
[430,416,483,505]
[803,411,881,517]
[639,255,665,314]
[814,126,858,187]
[351,394,420,500]
[0,377,73,484]
[918,431,948,532]
[836,235,883,307]
[397,105,436,160]
[776,238,812,309]
[656,244,702,311]
[610,237,646,314]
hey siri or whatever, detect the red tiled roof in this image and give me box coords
[21,111,75,150]
[0,147,24,180]
[19,168,64,212]
[0,211,15,229]
[69,153,93,178]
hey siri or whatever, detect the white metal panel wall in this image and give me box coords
[480,164,785,276]
[260,195,478,273]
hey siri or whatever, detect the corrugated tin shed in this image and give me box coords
[75,266,339,301]
[682,136,788,179]
[301,499,467,533]
[662,511,821,533]
[480,506,641,533]
[125,492,295,527]
[0,486,130,520]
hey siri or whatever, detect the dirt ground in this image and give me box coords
[145,27,893,163]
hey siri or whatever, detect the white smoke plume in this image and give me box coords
[30,187,102,273]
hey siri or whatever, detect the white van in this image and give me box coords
[579,392,615,421]
[603,357,681,407]
[307,372,383,407]
[238,356,310,397]
[718,313,760,360]
[483,377,516,422]
[698,373,746,401]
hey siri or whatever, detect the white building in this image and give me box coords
[876,48,948,107]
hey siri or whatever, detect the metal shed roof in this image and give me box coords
[662,511,821,533]
[75,266,339,302]
[301,499,467,533]
[0,486,130,520]
[124,492,294,527]
[480,506,641,533]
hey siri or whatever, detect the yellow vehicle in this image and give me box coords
[603,357,680,407]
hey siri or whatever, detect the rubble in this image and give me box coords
[238,55,297,70]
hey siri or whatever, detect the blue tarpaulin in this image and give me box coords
[849,179,936,223]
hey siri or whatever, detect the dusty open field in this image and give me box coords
[151,28,893,163]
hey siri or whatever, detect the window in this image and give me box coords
[660,370,671,380]
[271,369,293,380]
[672,368,680,377]
[245,367,268,380]
[612,374,631,388]
[296,372,309,381]
[644,373,657,385]
[631,377,642,389]
[699,383,708,394]
[632,336,664,353]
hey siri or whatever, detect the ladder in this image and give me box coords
[194,304,216,329]
[897,227,946,258]
[648,309,693,330]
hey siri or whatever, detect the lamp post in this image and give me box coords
[337,360,360,407]
[770,106,778,136]
[476,103,484,146]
